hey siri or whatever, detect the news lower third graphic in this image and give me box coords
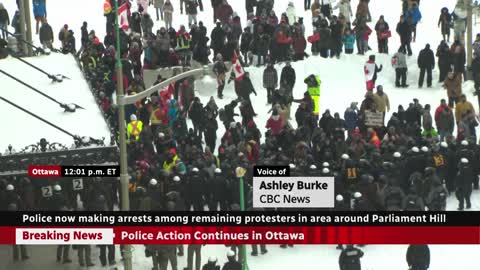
[253,166,334,208]
[28,165,120,177]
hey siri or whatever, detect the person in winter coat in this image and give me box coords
[364,55,382,91]
[39,19,54,50]
[344,102,359,135]
[375,15,390,54]
[202,257,220,270]
[304,74,321,115]
[455,94,475,124]
[213,54,227,98]
[438,7,451,42]
[266,109,284,136]
[443,72,462,108]
[373,85,390,121]
[425,178,447,211]
[406,2,422,42]
[339,245,364,270]
[215,0,233,25]
[154,0,165,21]
[333,0,353,26]
[452,43,466,77]
[353,16,369,55]
[141,13,154,36]
[221,250,241,270]
[406,245,430,270]
[417,44,435,88]
[263,63,278,103]
[163,0,174,29]
[186,0,199,26]
[293,29,307,60]
[0,3,9,40]
[211,22,226,61]
[33,0,47,35]
[396,15,412,56]
[436,40,451,83]
[240,27,252,65]
[435,101,454,141]
[343,28,355,54]
[329,16,344,58]
[392,48,408,87]
[280,61,296,93]
[286,2,296,25]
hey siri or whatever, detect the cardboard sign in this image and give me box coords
[365,111,384,127]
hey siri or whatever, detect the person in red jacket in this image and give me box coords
[292,30,307,61]
[434,99,448,123]
[266,109,284,136]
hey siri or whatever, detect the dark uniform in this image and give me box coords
[406,245,430,270]
[339,245,364,270]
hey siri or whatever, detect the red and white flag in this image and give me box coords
[364,61,376,91]
[118,3,130,31]
[231,52,245,81]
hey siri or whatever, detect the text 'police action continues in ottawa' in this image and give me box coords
[121,231,305,241]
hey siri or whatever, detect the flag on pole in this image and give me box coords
[118,2,130,31]
[231,51,245,81]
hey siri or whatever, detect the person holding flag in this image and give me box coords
[364,54,382,91]
[304,74,321,116]
[228,51,246,99]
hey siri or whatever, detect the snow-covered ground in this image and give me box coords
[1,0,480,269]
[0,53,111,151]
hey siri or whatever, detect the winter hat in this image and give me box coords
[322,168,330,174]
[215,168,222,174]
[354,192,362,199]
[208,256,217,263]
[393,152,402,158]
[377,85,383,92]
[173,176,181,182]
[369,55,375,61]
[421,146,429,153]
[336,194,344,202]
[440,142,448,148]
[53,185,62,191]
[149,179,158,186]
[130,114,137,121]
[169,148,177,155]
[411,147,420,153]
[322,162,330,167]
[461,158,469,164]
[310,164,317,170]
[289,163,296,169]
[227,250,235,257]
[341,154,350,160]
[6,184,14,191]
[461,140,468,146]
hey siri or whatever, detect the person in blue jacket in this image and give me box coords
[343,28,356,54]
[406,2,422,42]
[33,0,47,34]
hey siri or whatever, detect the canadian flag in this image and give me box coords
[118,2,130,31]
[364,61,376,91]
[232,52,245,81]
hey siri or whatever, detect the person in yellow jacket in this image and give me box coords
[304,74,321,115]
[127,114,143,142]
[455,94,475,123]
[163,148,179,172]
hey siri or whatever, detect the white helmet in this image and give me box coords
[149,179,158,186]
[461,158,469,164]
[53,185,62,191]
[341,154,350,160]
[173,176,181,182]
[421,146,428,153]
[208,256,217,263]
[412,147,420,153]
[322,162,330,167]
[354,192,362,199]
[310,164,317,170]
[289,163,296,169]
[336,194,344,201]
[322,168,330,174]
[214,168,222,174]
[440,142,448,148]
[461,140,468,146]
[192,167,199,173]
[6,184,14,191]
[227,250,235,257]
[159,132,165,138]
[393,152,401,158]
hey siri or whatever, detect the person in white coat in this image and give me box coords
[286,2,296,25]
[333,0,353,26]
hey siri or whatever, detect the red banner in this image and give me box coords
[27,166,61,177]
[3,226,479,245]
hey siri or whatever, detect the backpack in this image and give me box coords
[219,108,226,122]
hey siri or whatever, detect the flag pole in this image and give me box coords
[114,1,133,269]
